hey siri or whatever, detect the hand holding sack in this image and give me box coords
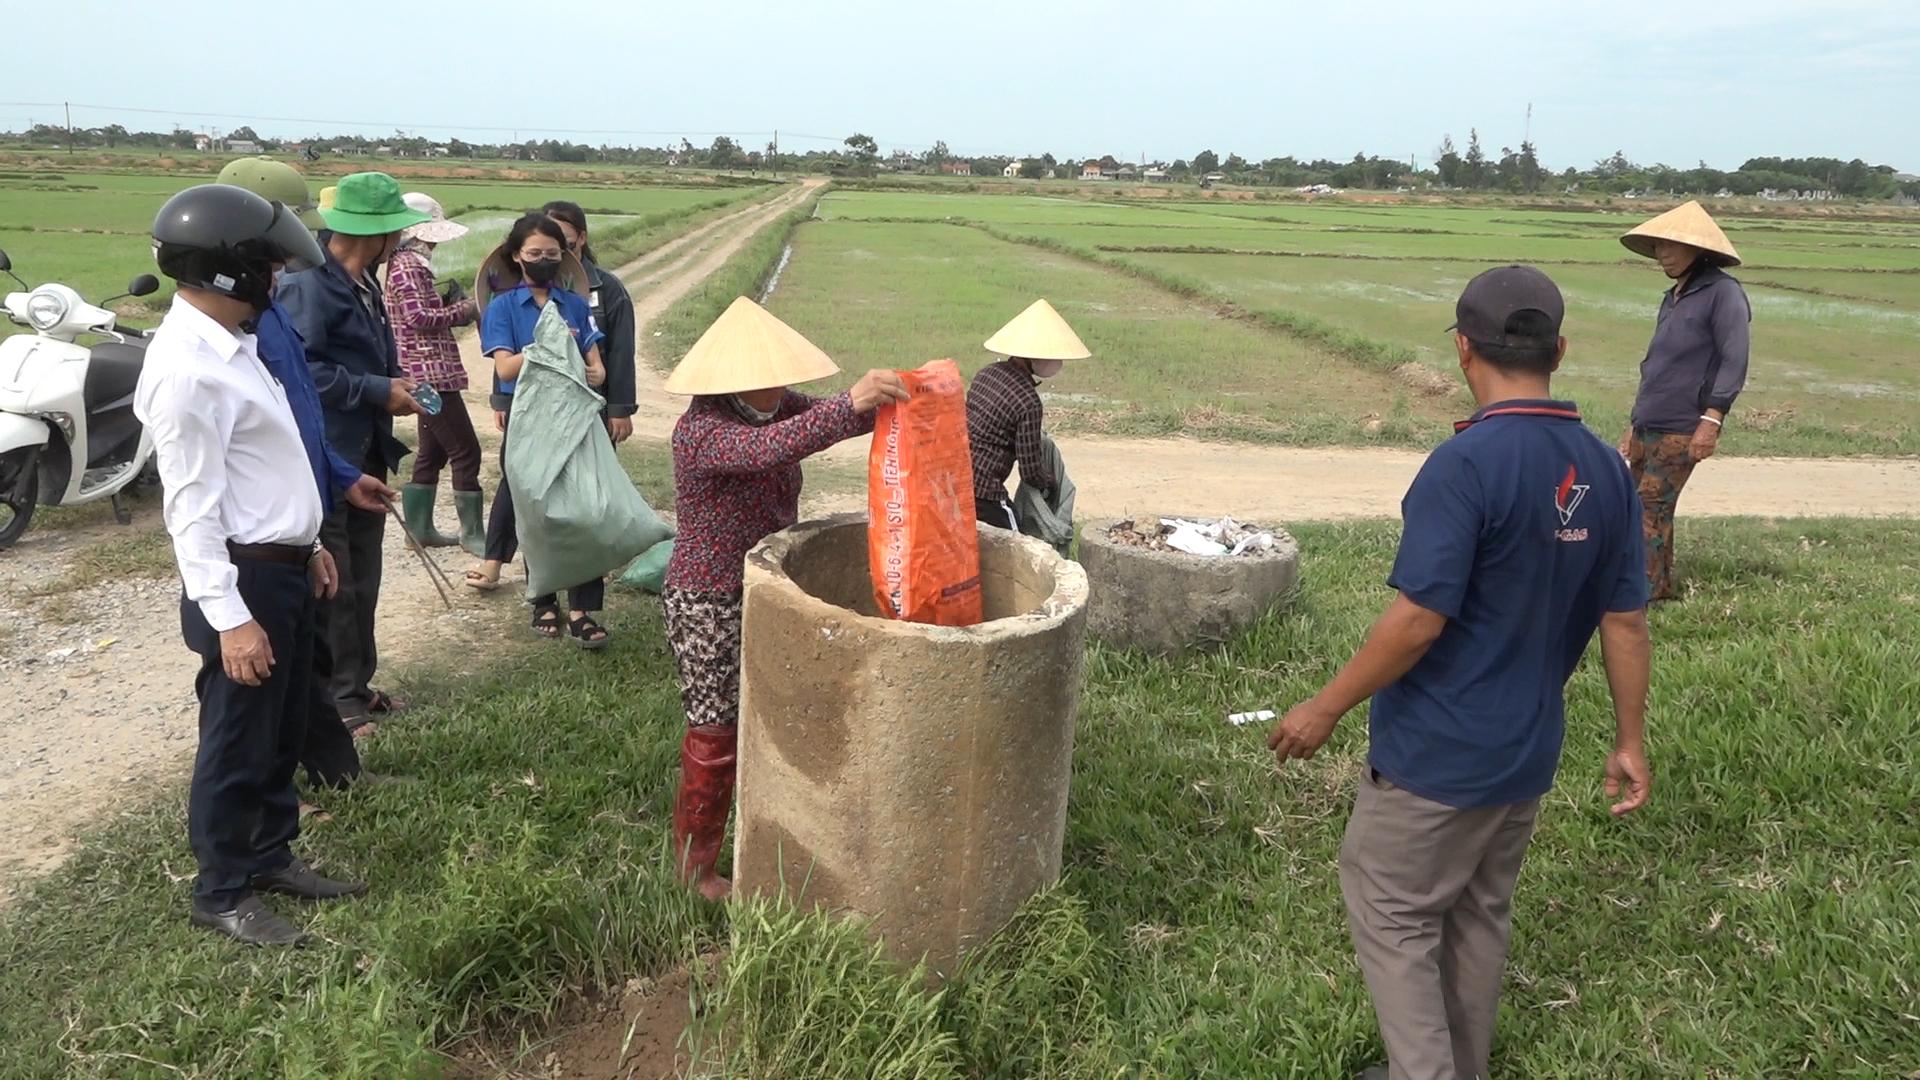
[505,303,671,597]
[868,360,984,626]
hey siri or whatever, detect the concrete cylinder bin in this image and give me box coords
[733,512,1089,980]
[1078,517,1301,657]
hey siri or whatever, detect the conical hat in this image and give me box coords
[984,298,1091,360]
[1621,201,1740,267]
[664,296,840,395]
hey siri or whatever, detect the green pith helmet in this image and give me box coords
[216,157,323,230]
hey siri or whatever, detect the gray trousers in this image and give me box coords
[1339,771,1540,1080]
[318,465,386,721]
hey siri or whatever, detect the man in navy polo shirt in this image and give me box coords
[1269,266,1654,1080]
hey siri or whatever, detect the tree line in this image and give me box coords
[5,121,1913,200]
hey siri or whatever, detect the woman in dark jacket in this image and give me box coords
[544,201,637,444]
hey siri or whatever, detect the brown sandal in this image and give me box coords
[464,567,502,592]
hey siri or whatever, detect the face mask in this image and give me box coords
[522,258,561,286]
[729,394,781,424]
[1030,359,1065,379]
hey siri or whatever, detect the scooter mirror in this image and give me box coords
[0,250,11,272]
[128,274,159,298]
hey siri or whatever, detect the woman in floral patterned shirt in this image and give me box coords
[662,297,907,901]
[384,193,481,552]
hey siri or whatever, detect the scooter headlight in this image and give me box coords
[26,290,70,332]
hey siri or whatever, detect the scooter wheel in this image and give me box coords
[0,447,40,550]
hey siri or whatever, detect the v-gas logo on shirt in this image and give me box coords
[1554,464,1591,541]
[1559,461,1589,538]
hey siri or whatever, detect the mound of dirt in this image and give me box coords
[450,966,700,1080]
[1391,362,1459,398]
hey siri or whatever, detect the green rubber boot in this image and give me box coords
[453,489,487,557]
[401,484,459,548]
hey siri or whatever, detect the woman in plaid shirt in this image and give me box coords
[966,299,1091,530]
[384,193,482,553]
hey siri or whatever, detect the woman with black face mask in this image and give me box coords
[466,213,615,648]
[543,201,637,446]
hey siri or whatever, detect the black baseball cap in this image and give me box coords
[1447,265,1564,349]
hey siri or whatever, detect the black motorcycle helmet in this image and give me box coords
[151,184,325,311]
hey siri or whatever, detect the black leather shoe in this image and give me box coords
[191,896,309,947]
[251,856,367,900]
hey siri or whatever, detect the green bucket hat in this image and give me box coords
[319,172,431,236]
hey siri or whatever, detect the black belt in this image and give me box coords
[226,540,312,566]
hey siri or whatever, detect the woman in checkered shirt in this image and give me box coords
[965,299,1091,530]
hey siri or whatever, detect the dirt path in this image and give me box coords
[0,183,821,905]
[1,177,1913,905]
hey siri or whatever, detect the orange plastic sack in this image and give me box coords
[869,360,984,626]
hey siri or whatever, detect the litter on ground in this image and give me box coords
[1109,517,1282,557]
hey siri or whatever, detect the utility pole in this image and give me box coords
[64,101,73,154]
[1523,102,1532,146]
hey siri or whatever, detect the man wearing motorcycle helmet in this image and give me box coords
[137,183,372,947]
[216,157,399,801]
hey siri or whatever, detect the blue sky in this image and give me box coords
[2,0,1912,171]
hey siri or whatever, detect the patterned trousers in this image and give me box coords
[661,588,745,728]
[1626,429,1698,602]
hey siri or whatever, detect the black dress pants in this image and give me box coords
[180,558,310,912]
[300,623,362,789]
[319,458,386,718]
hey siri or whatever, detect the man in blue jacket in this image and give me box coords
[1269,266,1654,1080]
[218,159,399,792]
[278,173,427,728]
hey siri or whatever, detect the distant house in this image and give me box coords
[1143,167,1169,182]
[1202,172,1226,183]
[940,161,973,176]
[1003,160,1022,178]
[192,133,213,152]
[374,145,394,156]
[889,150,918,172]
[426,145,450,157]
[1081,162,1107,180]
[225,139,261,155]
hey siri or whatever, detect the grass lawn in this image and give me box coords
[1,518,1913,1077]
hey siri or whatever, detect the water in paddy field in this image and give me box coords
[430,213,521,285]
[759,243,795,303]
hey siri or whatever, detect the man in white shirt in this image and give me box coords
[139,184,370,946]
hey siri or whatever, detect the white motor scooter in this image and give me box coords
[0,248,161,549]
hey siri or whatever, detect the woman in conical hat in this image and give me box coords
[966,298,1090,531]
[1618,201,1752,601]
[661,297,907,901]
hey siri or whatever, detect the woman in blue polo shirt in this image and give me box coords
[466,213,612,647]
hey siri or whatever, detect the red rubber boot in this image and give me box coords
[671,724,738,901]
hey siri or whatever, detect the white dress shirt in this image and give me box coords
[134,296,324,632]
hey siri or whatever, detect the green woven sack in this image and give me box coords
[503,303,672,597]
